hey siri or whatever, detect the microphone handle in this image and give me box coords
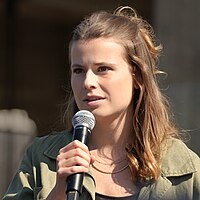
[66,126,91,199]
[66,191,79,200]
[72,126,91,145]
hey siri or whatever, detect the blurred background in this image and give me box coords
[0,0,200,198]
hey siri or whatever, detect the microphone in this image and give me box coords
[66,110,96,200]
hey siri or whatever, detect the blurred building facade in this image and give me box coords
[153,0,200,155]
[0,0,200,198]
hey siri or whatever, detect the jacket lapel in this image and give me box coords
[142,138,197,200]
[43,131,71,159]
[160,138,197,177]
[43,131,96,200]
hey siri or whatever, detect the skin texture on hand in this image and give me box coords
[46,140,95,200]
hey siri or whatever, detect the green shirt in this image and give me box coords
[3,131,200,200]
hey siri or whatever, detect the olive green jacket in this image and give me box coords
[3,131,200,200]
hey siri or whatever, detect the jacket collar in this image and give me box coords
[43,131,71,159]
[139,137,198,200]
[160,137,197,177]
[43,131,96,200]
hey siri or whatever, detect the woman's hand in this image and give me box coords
[47,140,95,200]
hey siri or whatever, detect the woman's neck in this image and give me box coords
[89,111,133,159]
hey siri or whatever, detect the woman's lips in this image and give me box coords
[84,96,104,101]
[83,96,105,106]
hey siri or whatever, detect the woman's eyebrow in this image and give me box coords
[71,62,116,68]
[94,62,116,67]
[71,64,84,68]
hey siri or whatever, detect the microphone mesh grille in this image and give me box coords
[72,110,96,130]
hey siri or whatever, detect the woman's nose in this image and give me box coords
[83,70,97,90]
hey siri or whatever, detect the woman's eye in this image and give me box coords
[73,68,84,74]
[98,66,111,72]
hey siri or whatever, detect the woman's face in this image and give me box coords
[70,38,134,120]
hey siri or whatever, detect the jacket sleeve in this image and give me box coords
[3,141,35,200]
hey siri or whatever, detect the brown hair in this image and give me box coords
[66,6,178,184]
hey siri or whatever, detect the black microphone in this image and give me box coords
[66,110,96,200]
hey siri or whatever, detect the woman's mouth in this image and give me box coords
[84,96,104,101]
[83,96,105,106]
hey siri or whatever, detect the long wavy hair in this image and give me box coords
[65,6,178,184]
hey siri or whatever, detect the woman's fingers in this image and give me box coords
[59,140,89,155]
[56,140,92,178]
[57,153,90,170]
[57,165,89,177]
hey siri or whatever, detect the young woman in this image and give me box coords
[3,6,200,200]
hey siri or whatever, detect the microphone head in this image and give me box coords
[72,110,96,130]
